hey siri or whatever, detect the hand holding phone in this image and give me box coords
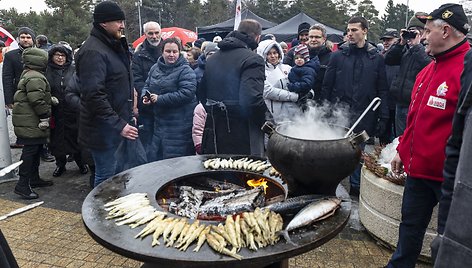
[143,90,152,105]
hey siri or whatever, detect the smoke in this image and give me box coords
[277,101,351,140]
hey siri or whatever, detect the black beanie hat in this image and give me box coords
[18,27,36,42]
[298,22,310,35]
[93,1,125,23]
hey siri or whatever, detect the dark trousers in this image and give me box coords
[17,144,42,187]
[387,177,442,268]
[55,153,84,168]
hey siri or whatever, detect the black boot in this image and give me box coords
[14,185,39,199]
[79,165,89,174]
[30,178,54,188]
[40,145,55,162]
[53,166,66,177]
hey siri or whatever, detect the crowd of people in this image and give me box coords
[2,1,472,267]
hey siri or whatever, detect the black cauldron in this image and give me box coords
[262,122,369,195]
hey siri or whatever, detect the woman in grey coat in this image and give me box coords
[143,38,197,161]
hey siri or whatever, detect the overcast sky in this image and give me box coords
[0,0,459,17]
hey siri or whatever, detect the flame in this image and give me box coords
[162,198,166,204]
[247,178,268,194]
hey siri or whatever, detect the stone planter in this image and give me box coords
[359,166,438,260]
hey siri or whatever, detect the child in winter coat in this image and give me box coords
[287,44,320,98]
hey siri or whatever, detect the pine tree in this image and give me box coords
[355,0,381,42]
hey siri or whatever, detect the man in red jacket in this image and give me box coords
[386,4,470,268]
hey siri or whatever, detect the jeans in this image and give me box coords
[387,177,442,268]
[91,148,117,188]
[395,105,409,137]
[17,144,42,187]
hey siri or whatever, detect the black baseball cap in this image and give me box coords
[417,3,470,35]
[380,29,399,40]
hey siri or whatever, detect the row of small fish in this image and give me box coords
[268,167,282,178]
[104,193,286,261]
[203,157,272,172]
[136,216,211,252]
[104,193,165,228]
[205,209,283,260]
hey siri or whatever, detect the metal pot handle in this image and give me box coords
[261,121,276,136]
[349,130,369,147]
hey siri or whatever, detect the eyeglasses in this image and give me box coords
[53,54,66,58]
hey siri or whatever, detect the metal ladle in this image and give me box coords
[344,97,382,138]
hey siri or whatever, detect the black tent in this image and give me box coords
[262,13,344,43]
[197,9,277,41]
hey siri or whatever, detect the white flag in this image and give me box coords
[234,0,242,31]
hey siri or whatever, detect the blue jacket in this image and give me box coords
[194,54,206,85]
[287,57,320,95]
[143,54,197,160]
[321,42,389,136]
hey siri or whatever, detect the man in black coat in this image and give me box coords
[384,12,431,136]
[131,21,163,148]
[198,19,267,156]
[380,28,400,143]
[283,22,310,66]
[307,24,332,101]
[2,27,35,108]
[76,1,138,187]
[321,16,389,195]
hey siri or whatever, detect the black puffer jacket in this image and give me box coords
[46,45,78,156]
[132,40,162,93]
[76,25,133,150]
[198,30,267,156]
[2,47,25,106]
[321,42,389,136]
[384,43,431,107]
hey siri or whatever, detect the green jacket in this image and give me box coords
[12,48,52,139]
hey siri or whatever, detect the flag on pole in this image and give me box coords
[234,0,242,31]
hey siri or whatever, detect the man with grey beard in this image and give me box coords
[132,21,163,149]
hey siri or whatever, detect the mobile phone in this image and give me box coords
[144,90,152,99]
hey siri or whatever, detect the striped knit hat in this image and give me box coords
[294,44,309,62]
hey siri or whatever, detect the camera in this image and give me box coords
[401,31,417,40]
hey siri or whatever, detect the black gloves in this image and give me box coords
[296,90,315,110]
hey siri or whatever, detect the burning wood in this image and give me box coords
[168,183,266,220]
[199,187,265,218]
[247,178,268,194]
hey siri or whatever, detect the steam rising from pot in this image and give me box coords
[277,102,351,140]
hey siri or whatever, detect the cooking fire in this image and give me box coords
[157,173,283,221]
